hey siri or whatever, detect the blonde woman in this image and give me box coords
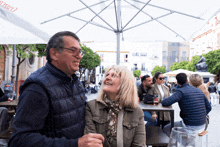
[189,74,210,102]
[189,73,210,136]
[84,65,146,147]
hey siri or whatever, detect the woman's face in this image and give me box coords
[156,74,164,85]
[103,69,120,97]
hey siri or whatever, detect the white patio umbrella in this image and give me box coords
[0,7,50,83]
[2,0,220,64]
[164,69,194,77]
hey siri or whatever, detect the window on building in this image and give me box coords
[181,51,187,61]
[141,63,145,71]
[162,51,167,61]
[134,64,138,70]
[124,54,128,62]
[171,51,177,62]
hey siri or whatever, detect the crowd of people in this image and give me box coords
[4,31,215,147]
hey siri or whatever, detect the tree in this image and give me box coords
[79,45,101,80]
[186,55,200,71]
[170,61,189,71]
[204,49,220,77]
[133,70,141,78]
[0,44,47,99]
[151,65,166,76]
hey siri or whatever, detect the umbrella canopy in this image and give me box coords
[0,7,50,44]
[164,69,194,77]
[1,0,220,63]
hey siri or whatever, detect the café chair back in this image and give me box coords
[0,107,9,133]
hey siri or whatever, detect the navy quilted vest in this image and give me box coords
[19,63,86,139]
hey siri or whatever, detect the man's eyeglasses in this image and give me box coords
[159,77,164,80]
[62,47,85,57]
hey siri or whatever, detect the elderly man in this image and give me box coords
[9,31,104,147]
[138,74,157,125]
[162,73,212,136]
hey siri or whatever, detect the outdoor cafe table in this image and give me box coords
[0,100,18,115]
[139,102,174,146]
[0,100,18,139]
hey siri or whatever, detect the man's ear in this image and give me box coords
[50,48,60,61]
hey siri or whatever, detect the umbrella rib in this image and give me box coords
[121,0,151,31]
[76,1,114,34]
[69,15,113,32]
[79,0,115,31]
[156,21,186,41]
[40,0,110,24]
[123,12,172,32]
[125,1,186,40]
[131,0,203,20]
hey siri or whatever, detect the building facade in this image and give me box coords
[190,10,220,58]
[84,41,163,84]
[162,42,190,71]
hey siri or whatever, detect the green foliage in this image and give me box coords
[186,55,200,71]
[151,65,166,76]
[0,44,47,99]
[204,49,220,74]
[133,70,141,78]
[170,61,189,71]
[79,45,101,78]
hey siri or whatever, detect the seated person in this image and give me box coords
[148,72,171,128]
[84,65,146,147]
[162,73,212,136]
[137,74,157,126]
[189,74,210,136]
[0,74,8,102]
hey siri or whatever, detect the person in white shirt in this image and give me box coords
[148,72,171,128]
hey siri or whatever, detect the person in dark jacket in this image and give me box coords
[137,74,157,126]
[9,31,104,147]
[208,82,217,106]
[162,73,212,136]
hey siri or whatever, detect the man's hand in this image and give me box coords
[151,114,157,122]
[78,133,104,147]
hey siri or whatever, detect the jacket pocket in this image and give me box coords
[123,122,138,140]
[93,117,108,134]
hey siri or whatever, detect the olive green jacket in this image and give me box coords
[84,99,146,147]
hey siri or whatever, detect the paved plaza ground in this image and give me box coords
[86,93,220,147]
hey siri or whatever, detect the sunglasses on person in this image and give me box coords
[159,77,164,80]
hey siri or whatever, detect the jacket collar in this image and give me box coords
[180,83,189,88]
[46,62,78,82]
[96,99,135,112]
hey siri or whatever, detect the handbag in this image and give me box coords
[143,93,158,104]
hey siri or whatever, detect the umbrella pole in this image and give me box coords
[116,32,120,65]
[116,0,121,65]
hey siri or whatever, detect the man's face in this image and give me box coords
[143,77,153,89]
[53,36,82,77]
